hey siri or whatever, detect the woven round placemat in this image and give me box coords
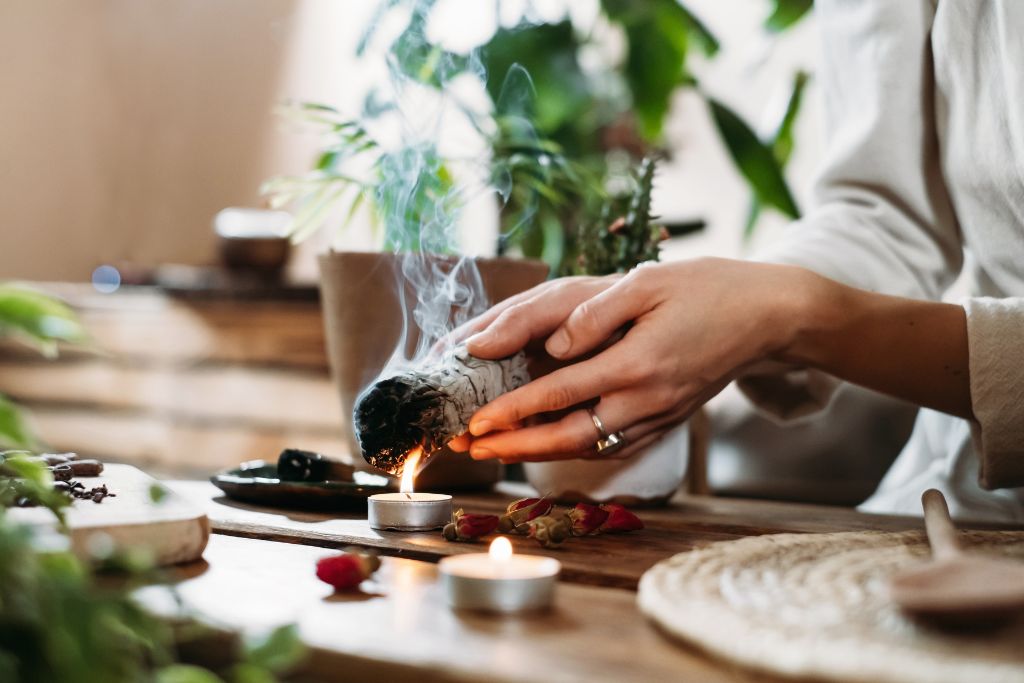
[638,530,1024,683]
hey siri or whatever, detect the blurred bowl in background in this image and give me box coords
[214,208,292,275]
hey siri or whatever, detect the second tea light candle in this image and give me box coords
[440,537,561,612]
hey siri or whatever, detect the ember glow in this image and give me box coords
[400,447,423,495]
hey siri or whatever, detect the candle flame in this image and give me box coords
[399,447,423,494]
[489,536,513,562]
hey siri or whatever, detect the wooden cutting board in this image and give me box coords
[9,464,209,566]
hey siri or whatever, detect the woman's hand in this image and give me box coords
[444,274,622,352]
[453,258,825,463]
[445,274,621,452]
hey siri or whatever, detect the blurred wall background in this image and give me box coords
[0,0,820,282]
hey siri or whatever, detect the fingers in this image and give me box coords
[471,382,727,464]
[468,386,667,459]
[488,426,669,464]
[469,341,642,433]
[435,285,547,357]
[546,273,656,359]
[466,277,614,359]
[448,433,471,452]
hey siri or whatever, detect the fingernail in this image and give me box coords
[470,447,494,460]
[547,330,570,357]
[470,420,493,436]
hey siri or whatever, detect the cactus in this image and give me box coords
[574,156,666,276]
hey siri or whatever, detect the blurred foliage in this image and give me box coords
[0,284,86,359]
[0,451,70,523]
[0,284,87,449]
[765,0,814,32]
[0,394,40,451]
[266,0,813,275]
[743,70,810,238]
[0,456,306,682]
[600,0,718,140]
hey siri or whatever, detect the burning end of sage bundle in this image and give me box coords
[353,344,529,475]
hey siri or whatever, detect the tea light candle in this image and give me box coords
[368,492,453,531]
[367,449,452,532]
[439,537,561,612]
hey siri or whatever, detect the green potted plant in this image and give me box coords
[262,103,552,486]
[262,0,812,492]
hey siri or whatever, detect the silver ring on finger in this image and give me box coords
[596,430,628,456]
[586,406,609,440]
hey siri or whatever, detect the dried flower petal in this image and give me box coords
[316,551,380,591]
[443,509,500,542]
[598,504,644,533]
[527,515,571,548]
[500,497,554,533]
[568,503,610,536]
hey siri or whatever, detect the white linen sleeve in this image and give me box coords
[964,298,1024,489]
[738,0,963,419]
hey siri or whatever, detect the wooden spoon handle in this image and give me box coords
[922,489,960,559]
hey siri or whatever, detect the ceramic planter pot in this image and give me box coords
[318,250,549,490]
[523,422,689,506]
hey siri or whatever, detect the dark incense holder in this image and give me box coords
[277,449,356,482]
[353,345,529,475]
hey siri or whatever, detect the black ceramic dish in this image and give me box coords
[211,460,394,511]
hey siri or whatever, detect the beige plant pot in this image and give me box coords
[318,250,549,491]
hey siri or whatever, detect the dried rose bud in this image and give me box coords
[568,503,610,536]
[499,497,554,533]
[608,217,627,235]
[316,550,381,591]
[443,509,500,542]
[527,515,571,548]
[598,504,644,533]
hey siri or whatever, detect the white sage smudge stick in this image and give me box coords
[353,344,529,475]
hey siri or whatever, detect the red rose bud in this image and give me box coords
[528,515,571,548]
[568,503,610,536]
[499,497,554,533]
[598,504,644,533]
[443,509,500,542]
[316,551,380,591]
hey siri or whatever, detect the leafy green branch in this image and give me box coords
[0,284,88,449]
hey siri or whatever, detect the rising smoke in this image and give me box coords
[362,0,540,373]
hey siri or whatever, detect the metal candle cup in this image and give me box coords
[439,537,561,613]
[367,492,453,531]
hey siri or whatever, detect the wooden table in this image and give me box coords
[151,534,776,683]
[171,480,935,590]
[154,480,1024,682]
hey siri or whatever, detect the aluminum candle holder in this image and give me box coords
[367,492,453,532]
[439,537,561,613]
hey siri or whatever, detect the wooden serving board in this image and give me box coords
[9,464,209,566]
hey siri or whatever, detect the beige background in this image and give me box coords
[0,0,821,282]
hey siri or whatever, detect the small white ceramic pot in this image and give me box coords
[523,422,689,507]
